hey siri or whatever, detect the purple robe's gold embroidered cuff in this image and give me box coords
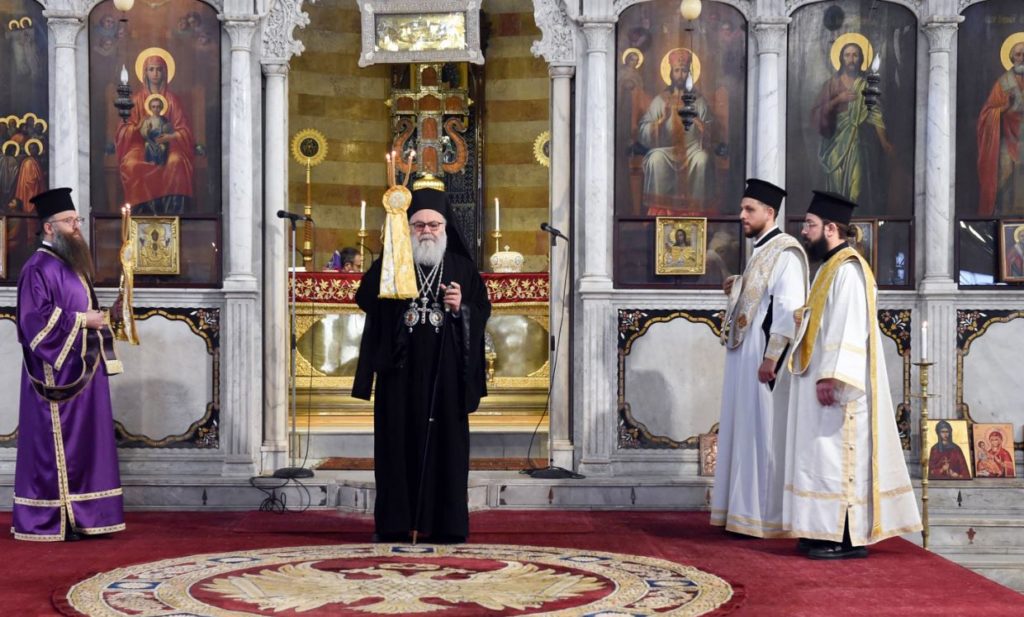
[55,312,87,371]
[764,334,791,362]
[29,307,63,351]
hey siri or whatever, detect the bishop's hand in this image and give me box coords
[441,282,461,315]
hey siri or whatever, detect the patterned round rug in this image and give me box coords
[58,543,741,616]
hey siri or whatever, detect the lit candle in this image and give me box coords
[120,64,128,85]
[494,197,500,232]
[121,203,130,242]
[921,320,928,361]
[360,200,366,231]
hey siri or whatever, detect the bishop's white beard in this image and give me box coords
[412,231,447,267]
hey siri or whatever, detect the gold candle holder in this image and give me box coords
[912,360,936,550]
[491,229,502,255]
[302,159,313,266]
[357,228,368,272]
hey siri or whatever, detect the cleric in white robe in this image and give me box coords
[783,191,921,559]
[711,179,808,538]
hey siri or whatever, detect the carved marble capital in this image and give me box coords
[43,14,84,49]
[261,0,314,64]
[581,21,615,55]
[923,17,964,54]
[752,19,789,56]
[549,64,576,79]
[221,16,259,52]
[532,0,576,64]
[262,62,289,78]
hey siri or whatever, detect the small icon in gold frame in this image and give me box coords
[655,216,706,276]
[131,216,180,275]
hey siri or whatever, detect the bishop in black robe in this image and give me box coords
[353,188,490,543]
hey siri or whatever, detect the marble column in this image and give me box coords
[44,14,83,193]
[261,63,290,472]
[920,17,963,414]
[222,16,259,284]
[577,18,616,475]
[579,20,615,289]
[752,19,789,189]
[220,16,260,475]
[548,64,575,470]
[921,17,962,291]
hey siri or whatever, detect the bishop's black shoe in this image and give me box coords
[806,543,868,560]
[372,531,410,543]
[796,538,831,553]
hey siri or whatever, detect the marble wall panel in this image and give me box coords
[621,313,724,447]
[960,314,1024,437]
[0,317,19,441]
[111,312,215,445]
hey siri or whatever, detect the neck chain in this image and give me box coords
[416,259,444,301]
[404,258,446,333]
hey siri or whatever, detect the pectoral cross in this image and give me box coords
[416,296,432,325]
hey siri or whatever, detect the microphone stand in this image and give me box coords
[274,217,314,479]
[524,226,581,479]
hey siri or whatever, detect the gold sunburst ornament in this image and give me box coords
[290,128,328,167]
[533,131,550,168]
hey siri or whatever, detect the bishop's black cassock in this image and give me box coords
[352,193,490,542]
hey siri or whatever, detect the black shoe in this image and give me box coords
[807,544,868,560]
[796,538,831,553]
[372,531,410,543]
[64,529,83,542]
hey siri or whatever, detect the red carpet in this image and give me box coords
[0,510,1020,616]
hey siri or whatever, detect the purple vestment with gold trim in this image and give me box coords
[12,248,125,541]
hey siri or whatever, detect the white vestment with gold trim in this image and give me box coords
[710,231,807,537]
[782,260,921,546]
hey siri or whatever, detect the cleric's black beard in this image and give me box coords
[802,235,830,261]
[51,230,94,279]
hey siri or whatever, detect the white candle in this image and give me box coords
[360,200,366,230]
[921,320,928,361]
[495,197,500,231]
[120,64,128,85]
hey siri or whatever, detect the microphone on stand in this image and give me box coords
[277,210,314,223]
[540,222,569,242]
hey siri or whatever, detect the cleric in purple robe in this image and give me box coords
[353,185,490,543]
[12,187,125,541]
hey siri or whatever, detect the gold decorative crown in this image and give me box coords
[412,172,445,192]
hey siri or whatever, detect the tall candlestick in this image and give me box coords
[360,199,366,230]
[495,197,500,232]
[921,320,928,361]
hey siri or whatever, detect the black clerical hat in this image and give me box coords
[30,187,76,220]
[407,186,449,220]
[407,186,473,260]
[807,190,857,226]
[743,178,786,210]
